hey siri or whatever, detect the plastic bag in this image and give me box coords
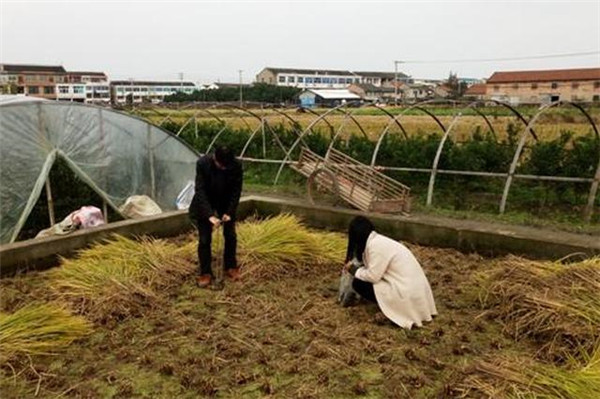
[176,180,195,210]
[119,195,162,219]
[338,258,362,307]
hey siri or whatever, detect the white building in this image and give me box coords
[56,83,87,102]
[55,71,110,104]
[110,80,197,104]
[256,67,408,90]
[299,89,361,108]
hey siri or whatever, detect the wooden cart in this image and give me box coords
[291,147,411,214]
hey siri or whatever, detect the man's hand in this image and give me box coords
[222,214,231,223]
[209,216,221,227]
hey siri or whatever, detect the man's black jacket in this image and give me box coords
[189,154,243,221]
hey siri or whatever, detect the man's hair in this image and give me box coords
[346,216,375,261]
[214,145,235,168]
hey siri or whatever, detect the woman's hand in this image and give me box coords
[343,260,353,273]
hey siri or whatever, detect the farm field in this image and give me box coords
[132,106,600,141]
[1,215,598,398]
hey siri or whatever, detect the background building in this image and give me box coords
[256,67,409,89]
[60,71,110,103]
[486,67,600,104]
[110,80,197,104]
[298,89,361,107]
[464,83,487,100]
[0,64,67,99]
[348,83,396,103]
[0,64,110,103]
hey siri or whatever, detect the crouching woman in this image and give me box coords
[344,216,437,329]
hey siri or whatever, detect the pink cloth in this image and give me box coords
[72,206,105,228]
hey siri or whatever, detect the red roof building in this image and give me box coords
[485,67,600,104]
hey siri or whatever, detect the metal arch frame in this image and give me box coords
[206,104,268,155]
[300,106,370,141]
[273,101,362,185]
[207,103,291,158]
[148,106,230,150]
[297,106,336,139]
[480,99,539,141]
[261,107,316,149]
[499,100,600,220]
[174,108,225,137]
[424,100,511,206]
[324,103,408,159]
[370,99,448,167]
[324,111,355,161]
[425,113,464,206]
[156,102,197,127]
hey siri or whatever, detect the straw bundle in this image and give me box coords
[50,235,195,321]
[179,214,347,279]
[461,345,600,399]
[477,256,600,358]
[0,304,91,364]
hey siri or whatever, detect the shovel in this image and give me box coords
[211,219,225,291]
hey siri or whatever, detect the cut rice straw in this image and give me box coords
[476,256,600,359]
[0,303,91,364]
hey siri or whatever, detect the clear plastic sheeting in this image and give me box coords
[0,100,199,244]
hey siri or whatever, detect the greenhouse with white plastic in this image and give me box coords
[0,97,198,244]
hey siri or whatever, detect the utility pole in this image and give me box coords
[394,60,403,106]
[238,70,243,107]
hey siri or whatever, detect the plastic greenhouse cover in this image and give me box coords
[0,100,199,244]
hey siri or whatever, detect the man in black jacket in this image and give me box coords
[189,146,243,288]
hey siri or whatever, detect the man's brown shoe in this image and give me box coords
[196,274,212,288]
[226,268,241,281]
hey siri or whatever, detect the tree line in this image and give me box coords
[164,83,302,104]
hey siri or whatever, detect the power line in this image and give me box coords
[396,50,600,64]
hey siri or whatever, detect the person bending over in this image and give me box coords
[189,146,243,288]
[344,216,437,329]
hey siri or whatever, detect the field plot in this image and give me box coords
[1,215,599,398]
[135,107,599,141]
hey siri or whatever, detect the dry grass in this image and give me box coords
[0,303,91,364]
[475,256,600,360]
[49,235,195,321]
[179,214,346,279]
[460,345,600,399]
[1,216,599,397]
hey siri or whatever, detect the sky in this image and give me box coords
[1,1,599,84]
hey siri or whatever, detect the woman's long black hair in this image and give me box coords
[345,216,375,262]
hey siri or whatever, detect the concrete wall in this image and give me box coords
[0,199,255,276]
[2,195,598,276]
[249,196,600,260]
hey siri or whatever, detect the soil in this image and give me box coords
[0,242,533,398]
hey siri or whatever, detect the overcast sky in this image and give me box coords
[1,1,599,83]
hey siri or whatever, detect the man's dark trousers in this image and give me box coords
[196,217,237,276]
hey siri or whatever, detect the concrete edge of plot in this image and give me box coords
[1,195,598,276]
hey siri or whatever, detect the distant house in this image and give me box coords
[110,80,197,104]
[298,89,361,108]
[0,64,66,99]
[349,83,396,103]
[433,84,452,98]
[464,83,487,100]
[398,82,434,102]
[485,67,600,104]
[0,64,110,103]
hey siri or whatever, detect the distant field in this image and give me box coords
[132,105,600,141]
